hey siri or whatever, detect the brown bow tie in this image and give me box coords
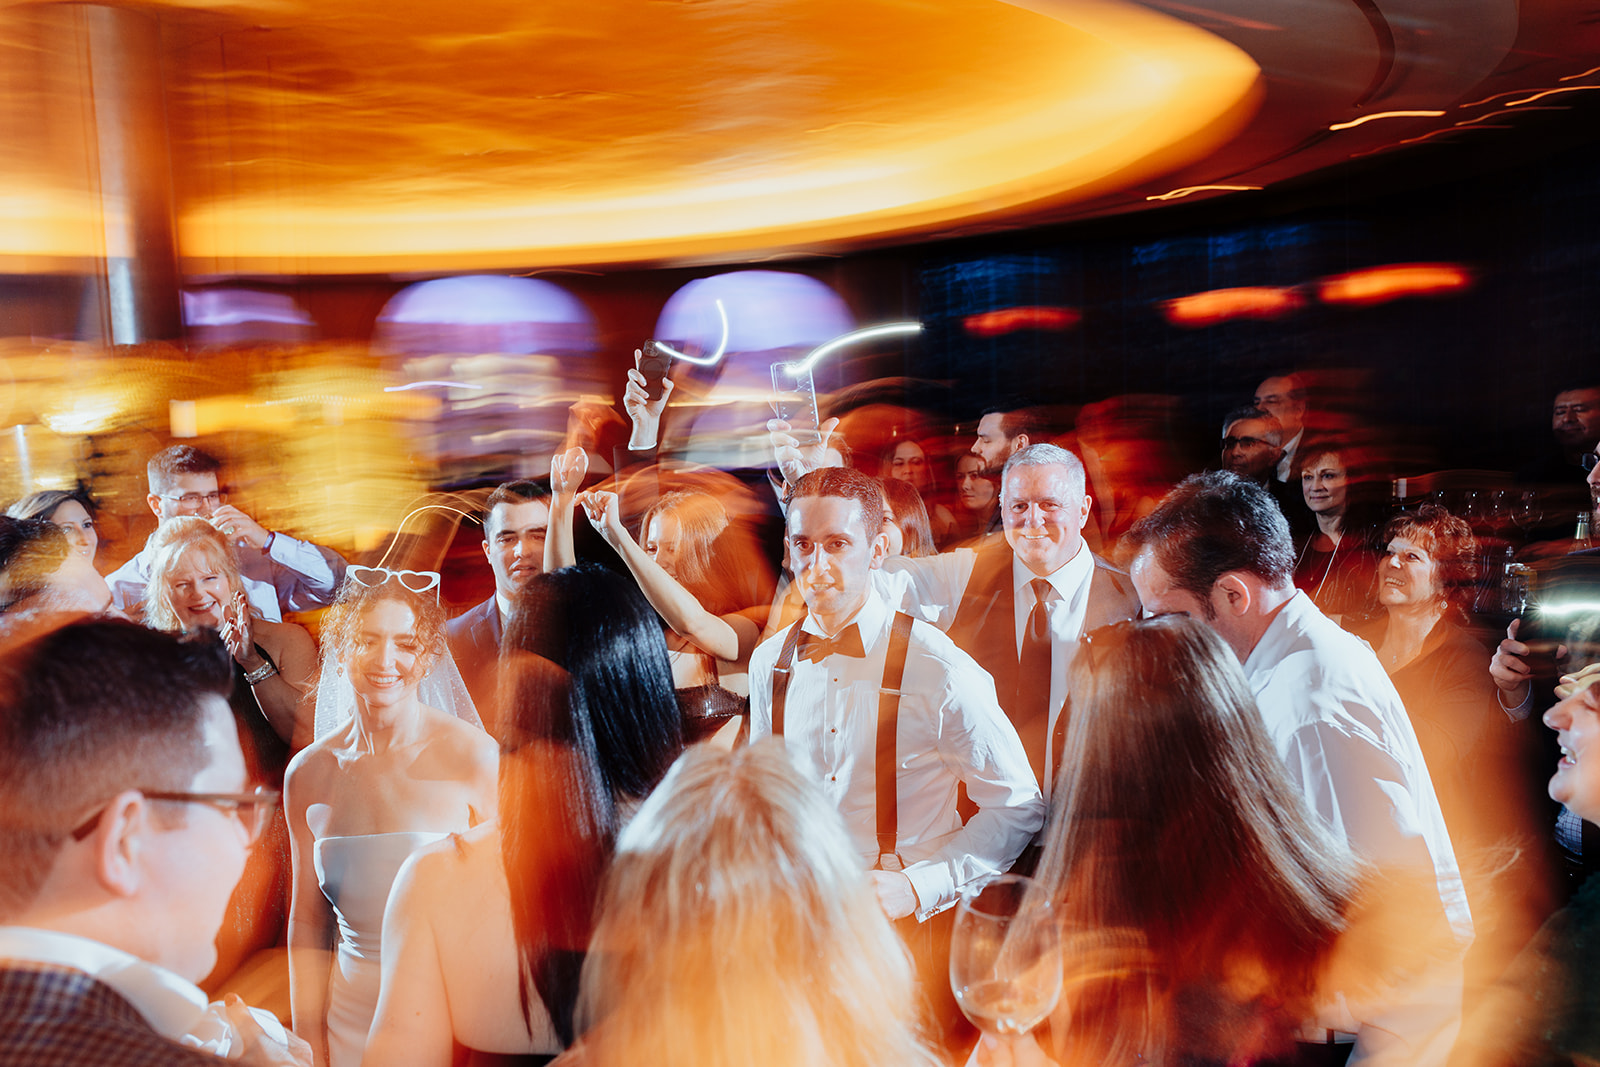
[800,625,865,663]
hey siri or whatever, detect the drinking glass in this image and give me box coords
[1514,489,1544,533]
[949,874,1062,1038]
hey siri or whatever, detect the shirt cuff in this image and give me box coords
[903,860,955,922]
[1496,684,1533,722]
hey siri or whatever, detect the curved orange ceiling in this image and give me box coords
[2,0,1260,272]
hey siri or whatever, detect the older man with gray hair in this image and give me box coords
[885,443,1140,798]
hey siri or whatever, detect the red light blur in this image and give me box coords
[963,306,1081,337]
[1159,286,1305,327]
[1317,263,1472,306]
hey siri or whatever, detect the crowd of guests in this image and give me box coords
[2,366,1600,1067]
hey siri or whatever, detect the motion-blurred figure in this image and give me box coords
[366,564,683,1065]
[7,489,99,565]
[0,516,112,618]
[568,742,941,1067]
[109,446,346,622]
[952,453,999,542]
[0,620,308,1067]
[1293,443,1383,624]
[1255,372,1309,483]
[885,445,1141,800]
[1127,471,1471,1066]
[881,438,957,546]
[1218,406,1284,486]
[445,480,551,731]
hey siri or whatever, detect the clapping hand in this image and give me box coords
[219,591,256,667]
[576,489,626,547]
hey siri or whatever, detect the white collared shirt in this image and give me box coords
[750,588,1045,919]
[0,926,287,1055]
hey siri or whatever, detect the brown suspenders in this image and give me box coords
[770,611,915,871]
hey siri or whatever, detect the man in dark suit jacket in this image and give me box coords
[885,443,1141,799]
[446,480,551,731]
[0,620,306,1067]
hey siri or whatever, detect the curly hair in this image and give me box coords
[141,518,244,633]
[323,571,448,666]
[1382,504,1479,613]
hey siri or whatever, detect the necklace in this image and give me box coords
[1295,529,1342,603]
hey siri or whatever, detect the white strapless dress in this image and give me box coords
[314,831,448,1067]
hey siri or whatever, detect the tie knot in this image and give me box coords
[1030,578,1052,606]
[800,624,866,663]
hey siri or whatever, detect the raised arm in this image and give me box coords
[543,446,588,573]
[577,489,757,664]
[285,754,336,1067]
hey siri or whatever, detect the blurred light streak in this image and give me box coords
[657,272,853,353]
[1559,66,1600,81]
[1146,185,1262,201]
[654,300,730,366]
[1160,286,1304,326]
[963,306,1081,337]
[384,381,485,392]
[791,322,922,375]
[372,503,479,570]
[1505,86,1600,107]
[1327,110,1446,131]
[1317,263,1471,306]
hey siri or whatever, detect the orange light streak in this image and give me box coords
[1145,184,1262,201]
[1160,286,1304,327]
[963,306,1081,337]
[1327,110,1445,131]
[1317,263,1471,306]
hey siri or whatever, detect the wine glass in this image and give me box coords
[949,874,1062,1039]
[1514,489,1545,534]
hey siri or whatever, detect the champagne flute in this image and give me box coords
[949,874,1062,1039]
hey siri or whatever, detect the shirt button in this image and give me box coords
[830,775,837,781]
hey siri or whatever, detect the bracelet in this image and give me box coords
[244,644,279,685]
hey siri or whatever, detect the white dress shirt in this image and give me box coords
[1243,592,1471,1067]
[0,926,288,1055]
[749,586,1045,920]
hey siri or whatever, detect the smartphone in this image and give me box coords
[638,341,675,402]
[770,360,820,439]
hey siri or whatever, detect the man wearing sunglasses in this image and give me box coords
[0,619,308,1066]
[108,445,345,622]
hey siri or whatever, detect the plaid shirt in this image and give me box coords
[0,964,223,1067]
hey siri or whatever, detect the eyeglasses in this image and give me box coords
[347,566,442,596]
[1221,436,1270,450]
[70,785,281,845]
[159,490,227,509]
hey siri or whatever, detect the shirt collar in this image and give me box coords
[800,581,889,650]
[1011,539,1091,602]
[0,927,209,1041]
[1241,588,1309,678]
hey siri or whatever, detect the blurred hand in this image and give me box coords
[1556,661,1600,699]
[1490,618,1531,699]
[209,504,269,550]
[576,489,625,546]
[869,869,918,920]
[550,447,590,501]
[625,350,674,451]
[225,994,312,1067]
[219,591,258,668]
[967,1032,1057,1067]
[767,416,841,487]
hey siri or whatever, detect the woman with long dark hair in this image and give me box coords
[365,563,683,1066]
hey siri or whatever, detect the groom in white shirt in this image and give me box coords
[0,619,307,1067]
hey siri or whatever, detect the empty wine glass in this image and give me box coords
[949,874,1062,1039]
[1514,489,1544,533]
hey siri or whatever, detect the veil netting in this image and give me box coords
[313,639,484,739]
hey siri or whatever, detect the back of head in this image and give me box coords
[148,444,222,495]
[0,517,69,613]
[576,741,934,1067]
[787,465,883,532]
[142,517,244,632]
[879,477,935,558]
[0,619,233,919]
[1038,615,1355,1062]
[1125,471,1294,598]
[498,563,684,1044]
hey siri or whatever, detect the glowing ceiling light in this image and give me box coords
[1317,263,1471,306]
[781,322,923,376]
[963,306,1081,337]
[1161,286,1305,327]
[1146,185,1262,201]
[1327,110,1446,131]
[653,300,730,366]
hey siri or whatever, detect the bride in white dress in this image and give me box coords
[286,568,497,1067]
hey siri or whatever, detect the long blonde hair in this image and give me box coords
[575,742,939,1067]
[142,517,245,633]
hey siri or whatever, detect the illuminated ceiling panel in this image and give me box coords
[0,0,1260,272]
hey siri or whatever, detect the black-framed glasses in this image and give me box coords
[1221,436,1269,450]
[159,490,227,510]
[1582,452,1599,473]
[70,785,281,845]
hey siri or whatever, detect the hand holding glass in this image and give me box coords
[950,874,1062,1038]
